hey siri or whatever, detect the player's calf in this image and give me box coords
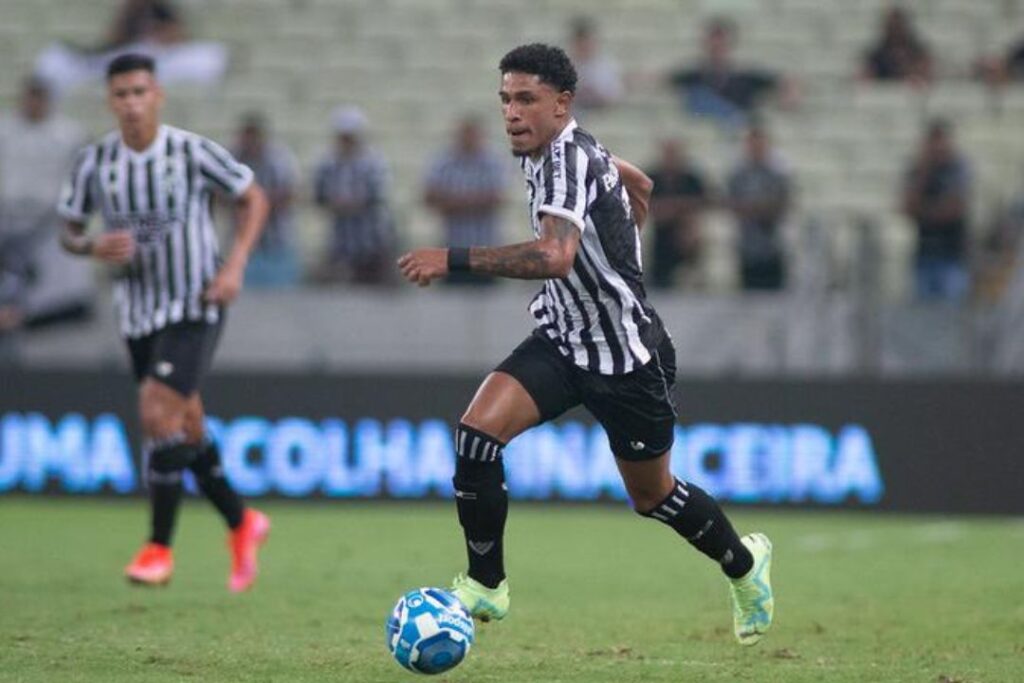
[189,440,244,529]
[144,433,195,547]
[637,478,776,644]
[452,423,509,601]
[637,477,753,579]
[126,434,194,586]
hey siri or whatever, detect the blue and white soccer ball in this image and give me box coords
[386,587,475,675]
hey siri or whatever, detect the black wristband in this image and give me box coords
[447,247,471,273]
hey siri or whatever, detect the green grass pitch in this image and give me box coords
[1,498,1021,682]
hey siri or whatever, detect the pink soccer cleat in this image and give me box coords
[125,542,174,586]
[228,509,270,593]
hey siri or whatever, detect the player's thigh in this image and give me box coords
[460,372,541,443]
[146,319,224,398]
[462,334,580,442]
[581,337,678,462]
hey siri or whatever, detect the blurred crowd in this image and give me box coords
[4,2,1024,347]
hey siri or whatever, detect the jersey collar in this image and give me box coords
[120,124,168,160]
[525,118,578,172]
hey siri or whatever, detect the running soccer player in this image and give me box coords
[398,44,774,645]
[58,54,271,592]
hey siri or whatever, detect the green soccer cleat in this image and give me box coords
[728,532,774,646]
[451,573,510,622]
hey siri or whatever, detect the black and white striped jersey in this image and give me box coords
[520,119,663,375]
[58,125,254,339]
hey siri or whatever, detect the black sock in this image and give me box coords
[146,434,195,547]
[188,440,244,529]
[453,423,508,589]
[641,478,754,579]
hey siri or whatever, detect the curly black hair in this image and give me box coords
[499,43,577,93]
[106,53,156,80]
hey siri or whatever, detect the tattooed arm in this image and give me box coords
[469,214,579,279]
[397,214,581,286]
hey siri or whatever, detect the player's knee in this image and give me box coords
[182,409,205,444]
[458,409,503,441]
[452,423,505,490]
[148,437,195,474]
[140,402,179,438]
[139,389,187,439]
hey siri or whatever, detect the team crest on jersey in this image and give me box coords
[109,214,174,244]
[551,143,563,177]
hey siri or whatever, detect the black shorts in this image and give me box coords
[495,330,678,461]
[125,318,224,397]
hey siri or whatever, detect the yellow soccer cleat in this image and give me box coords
[451,573,510,622]
[728,532,774,646]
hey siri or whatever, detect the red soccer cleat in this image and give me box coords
[125,542,174,586]
[228,509,270,593]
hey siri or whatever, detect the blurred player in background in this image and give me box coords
[399,43,775,645]
[58,54,270,591]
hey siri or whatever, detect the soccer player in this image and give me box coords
[398,44,774,645]
[58,54,271,592]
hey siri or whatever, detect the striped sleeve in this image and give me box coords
[195,136,254,197]
[56,145,99,223]
[538,139,588,232]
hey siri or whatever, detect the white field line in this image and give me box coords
[794,522,971,554]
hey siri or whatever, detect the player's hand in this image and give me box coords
[92,231,136,264]
[204,262,244,305]
[397,248,448,287]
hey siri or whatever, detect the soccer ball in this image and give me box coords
[385,587,475,675]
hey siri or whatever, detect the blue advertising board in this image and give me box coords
[0,371,1019,513]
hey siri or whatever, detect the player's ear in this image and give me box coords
[555,91,573,118]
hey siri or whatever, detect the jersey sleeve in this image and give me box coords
[196,137,255,198]
[56,145,99,223]
[538,139,589,232]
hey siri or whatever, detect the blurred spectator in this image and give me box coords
[313,106,395,285]
[975,194,1024,303]
[423,116,507,286]
[667,17,793,127]
[974,37,1024,88]
[862,7,932,85]
[726,125,792,291]
[232,113,301,288]
[644,139,711,289]
[35,1,226,95]
[0,76,93,335]
[106,0,186,49]
[902,119,972,302]
[0,239,28,358]
[568,17,624,112]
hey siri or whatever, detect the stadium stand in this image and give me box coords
[2,0,1024,373]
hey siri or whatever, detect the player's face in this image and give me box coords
[107,70,163,137]
[499,72,571,158]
